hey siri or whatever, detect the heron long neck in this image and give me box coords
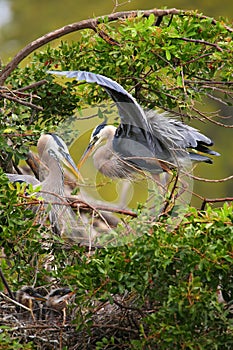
[41,156,64,196]
[103,125,116,145]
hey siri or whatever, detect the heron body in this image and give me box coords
[6,133,86,242]
[16,286,46,307]
[48,70,220,179]
[45,288,74,311]
[15,286,46,321]
[44,287,74,325]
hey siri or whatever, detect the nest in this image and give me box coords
[0,291,154,349]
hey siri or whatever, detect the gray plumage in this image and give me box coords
[6,133,86,241]
[48,70,220,178]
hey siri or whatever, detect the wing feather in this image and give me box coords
[48,70,155,154]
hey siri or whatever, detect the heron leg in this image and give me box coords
[29,299,36,322]
[62,306,66,326]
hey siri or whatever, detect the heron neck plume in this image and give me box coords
[42,156,64,195]
[37,134,64,194]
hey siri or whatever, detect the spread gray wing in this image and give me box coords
[48,70,155,155]
[48,70,220,168]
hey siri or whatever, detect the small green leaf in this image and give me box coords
[165,50,171,61]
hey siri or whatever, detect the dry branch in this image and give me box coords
[200,197,233,210]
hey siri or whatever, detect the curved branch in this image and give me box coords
[1,8,231,85]
[200,197,233,210]
[173,37,223,52]
[191,106,233,128]
[191,174,233,183]
[0,92,43,110]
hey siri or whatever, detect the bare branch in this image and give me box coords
[173,37,223,51]
[191,106,233,128]
[200,197,233,210]
[15,79,48,92]
[0,92,43,110]
[191,174,233,183]
[0,292,31,312]
[71,200,137,217]
[92,26,121,46]
[185,80,233,85]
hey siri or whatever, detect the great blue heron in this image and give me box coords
[6,133,86,242]
[48,71,220,180]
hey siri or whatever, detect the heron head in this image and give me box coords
[16,286,47,304]
[37,134,81,179]
[78,123,116,169]
[46,288,75,310]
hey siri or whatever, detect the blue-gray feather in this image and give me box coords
[48,70,220,170]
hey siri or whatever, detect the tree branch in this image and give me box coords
[0,92,43,110]
[191,174,233,183]
[1,8,231,85]
[173,37,223,52]
[200,197,233,210]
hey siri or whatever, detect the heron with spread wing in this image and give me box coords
[48,71,220,181]
[7,133,86,242]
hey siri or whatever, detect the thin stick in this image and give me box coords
[200,197,233,211]
[0,268,15,299]
[0,291,31,312]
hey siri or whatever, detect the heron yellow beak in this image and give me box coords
[62,152,83,181]
[31,292,47,302]
[78,141,96,170]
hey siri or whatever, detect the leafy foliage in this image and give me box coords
[0,190,233,348]
[0,10,232,349]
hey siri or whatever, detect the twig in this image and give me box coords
[0,92,43,110]
[0,292,31,312]
[15,79,48,92]
[0,268,15,300]
[184,80,233,85]
[71,200,137,217]
[181,52,213,66]
[191,106,233,128]
[92,26,121,46]
[200,197,233,210]
[191,174,233,183]
[172,37,223,51]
